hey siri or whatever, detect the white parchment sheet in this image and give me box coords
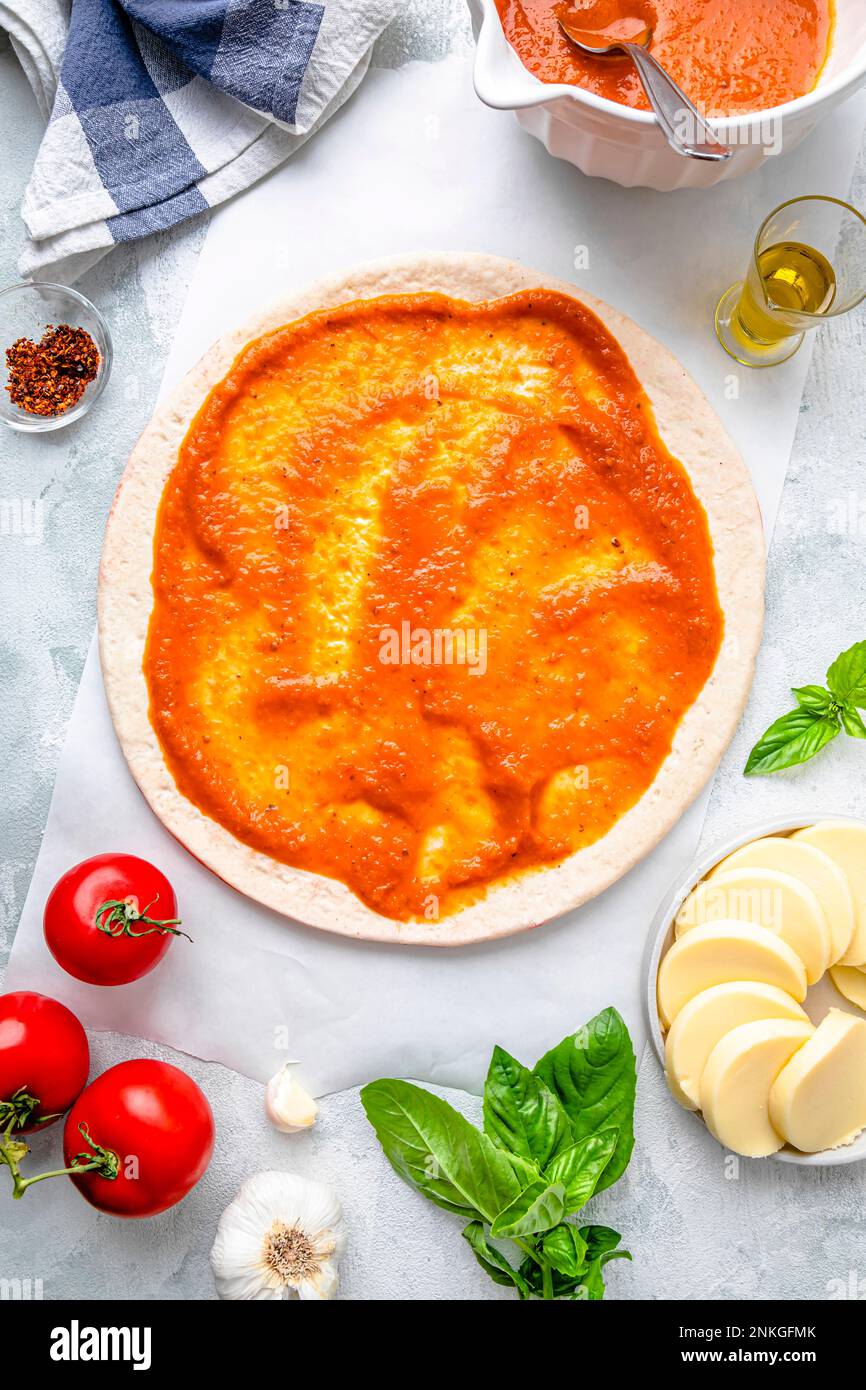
[8,57,866,1095]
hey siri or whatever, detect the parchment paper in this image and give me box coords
[7,56,866,1094]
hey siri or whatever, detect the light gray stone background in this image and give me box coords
[1,2,865,1301]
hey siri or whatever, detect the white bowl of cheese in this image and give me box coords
[645,814,866,1165]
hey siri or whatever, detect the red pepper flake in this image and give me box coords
[5,323,100,418]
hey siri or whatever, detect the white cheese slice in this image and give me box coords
[829,964,866,1012]
[769,1008,866,1152]
[700,1018,814,1157]
[665,981,809,1111]
[674,867,830,984]
[792,821,866,965]
[657,921,808,1030]
[708,835,854,965]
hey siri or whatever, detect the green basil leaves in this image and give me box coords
[360,1007,636,1300]
[745,640,866,776]
[533,1009,636,1191]
[357,1077,533,1223]
[483,1045,572,1168]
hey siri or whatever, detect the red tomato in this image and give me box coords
[0,992,89,1132]
[63,1060,214,1217]
[44,854,188,986]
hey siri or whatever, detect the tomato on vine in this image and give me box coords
[1,1059,214,1217]
[63,1060,215,1216]
[0,992,89,1133]
[44,854,190,986]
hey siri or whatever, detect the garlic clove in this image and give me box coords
[265,1063,319,1133]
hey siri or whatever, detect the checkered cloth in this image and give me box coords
[1,0,399,280]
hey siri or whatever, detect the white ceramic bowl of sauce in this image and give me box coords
[467,0,866,190]
[642,812,866,1166]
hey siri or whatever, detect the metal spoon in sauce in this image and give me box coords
[556,11,733,162]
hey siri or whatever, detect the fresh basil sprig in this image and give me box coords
[360,1007,636,1301]
[745,640,866,776]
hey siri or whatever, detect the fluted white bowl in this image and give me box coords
[467,0,866,190]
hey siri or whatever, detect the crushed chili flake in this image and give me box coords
[5,323,100,418]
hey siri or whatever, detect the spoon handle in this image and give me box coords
[625,44,732,162]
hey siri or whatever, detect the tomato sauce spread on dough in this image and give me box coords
[494,1,833,115]
[145,291,722,922]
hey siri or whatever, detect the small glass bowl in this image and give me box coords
[0,281,112,433]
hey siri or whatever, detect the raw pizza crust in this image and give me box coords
[98,253,765,947]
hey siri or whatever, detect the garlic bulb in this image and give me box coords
[211,1171,345,1300]
[265,1063,318,1132]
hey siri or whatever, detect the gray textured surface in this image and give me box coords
[1,3,866,1301]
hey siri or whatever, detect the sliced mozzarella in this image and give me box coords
[829,964,866,1013]
[657,921,808,1030]
[709,835,854,965]
[700,1018,814,1157]
[674,867,829,984]
[769,1008,866,1152]
[665,981,809,1111]
[793,821,866,965]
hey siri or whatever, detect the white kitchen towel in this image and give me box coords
[6,55,866,1098]
[1,0,399,281]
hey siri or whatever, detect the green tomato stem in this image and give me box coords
[0,1120,119,1200]
[0,1086,59,1130]
[94,894,192,942]
[9,1158,103,1199]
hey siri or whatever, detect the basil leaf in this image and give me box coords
[462,1221,531,1296]
[518,1248,631,1301]
[516,1257,545,1298]
[841,703,866,739]
[579,1223,624,1259]
[826,640,866,707]
[518,1255,585,1300]
[792,684,833,713]
[360,1079,532,1222]
[543,1128,618,1211]
[533,1007,636,1193]
[576,1249,632,1301]
[490,1179,566,1238]
[483,1045,572,1168]
[744,707,840,776]
[542,1223,588,1278]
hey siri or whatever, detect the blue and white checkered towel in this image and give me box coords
[1,0,399,280]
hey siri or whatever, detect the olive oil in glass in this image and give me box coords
[736,241,837,345]
[715,197,866,368]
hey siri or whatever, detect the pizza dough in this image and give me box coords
[98,254,764,945]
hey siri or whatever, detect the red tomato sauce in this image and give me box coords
[145,291,723,922]
[494,0,833,115]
